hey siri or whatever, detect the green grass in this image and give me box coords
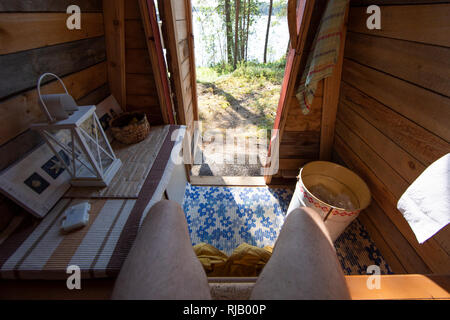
[196,67,221,83]
[196,59,286,135]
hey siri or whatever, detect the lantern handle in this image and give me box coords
[37,73,70,123]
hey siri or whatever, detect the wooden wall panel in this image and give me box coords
[124,19,147,49]
[340,83,449,167]
[125,48,153,74]
[0,13,104,55]
[284,80,323,132]
[0,0,103,12]
[350,0,446,5]
[345,32,450,97]
[335,2,450,274]
[103,0,126,109]
[279,131,320,159]
[337,101,425,183]
[342,59,450,143]
[0,36,106,99]
[348,4,450,47]
[125,74,157,95]
[123,0,164,124]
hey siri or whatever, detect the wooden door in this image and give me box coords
[138,0,175,124]
[265,0,318,183]
[157,0,198,131]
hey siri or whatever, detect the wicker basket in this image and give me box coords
[110,112,150,144]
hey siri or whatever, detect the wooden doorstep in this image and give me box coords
[190,176,267,187]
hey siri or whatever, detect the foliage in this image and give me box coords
[193,0,287,68]
[200,57,286,84]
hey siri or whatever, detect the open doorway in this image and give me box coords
[190,0,290,181]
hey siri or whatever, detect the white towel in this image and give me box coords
[397,153,450,244]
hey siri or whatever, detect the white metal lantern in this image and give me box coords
[32,73,121,187]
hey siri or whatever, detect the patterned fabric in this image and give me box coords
[335,219,393,275]
[296,0,348,114]
[183,185,291,256]
[183,184,393,275]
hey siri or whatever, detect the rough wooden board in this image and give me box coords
[0,0,103,12]
[345,32,450,97]
[0,13,104,55]
[103,0,126,109]
[336,119,410,201]
[0,130,44,172]
[0,36,106,100]
[279,131,320,159]
[124,19,147,49]
[125,48,153,74]
[124,0,141,19]
[339,82,450,166]
[342,59,450,144]
[284,81,323,132]
[64,125,170,198]
[337,100,426,184]
[76,84,110,107]
[348,4,450,47]
[125,73,157,96]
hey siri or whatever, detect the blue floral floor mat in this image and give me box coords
[183,184,392,275]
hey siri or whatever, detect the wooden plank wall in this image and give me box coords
[123,0,164,125]
[275,79,323,179]
[334,1,450,274]
[0,0,109,172]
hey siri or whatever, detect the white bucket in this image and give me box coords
[287,161,371,242]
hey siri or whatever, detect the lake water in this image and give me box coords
[193,11,290,67]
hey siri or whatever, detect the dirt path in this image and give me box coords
[191,74,281,177]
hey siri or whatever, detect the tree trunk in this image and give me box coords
[240,0,246,60]
[245,0,251,61]
[225,0,233,64]
[263,0,273,63]
[234,0,240,68]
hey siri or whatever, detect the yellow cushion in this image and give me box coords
[193,243,273,277]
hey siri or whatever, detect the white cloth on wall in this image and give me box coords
[397,153,450,244]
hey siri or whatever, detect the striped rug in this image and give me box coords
[0,125,184,280]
